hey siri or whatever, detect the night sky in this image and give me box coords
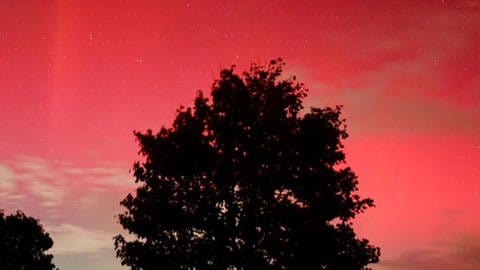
[1,1,479,269]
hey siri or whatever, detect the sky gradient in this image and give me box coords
[1,1,479,269]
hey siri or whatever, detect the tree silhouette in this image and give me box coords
[0,210,57,270]
[115,59,380,269]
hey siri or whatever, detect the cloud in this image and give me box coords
[0,164,15,191]
[30,180,66,207]
[0,155,137,260]
[295,1,480,136]
[47,223,114,255]
[287,0,480,139]
[1,156,67,209]
[0,155,135,220]
[377,233,480,270]
[79,166,134,188]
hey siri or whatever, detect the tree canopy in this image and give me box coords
[0,210,57,270]
[115,59,380,269]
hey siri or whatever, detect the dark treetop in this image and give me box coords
[115,59,380,270]
[0,210,57,270]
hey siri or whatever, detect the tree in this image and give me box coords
[0,210,57,270]
[115,59,380,269]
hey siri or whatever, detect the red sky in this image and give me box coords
[1,1,479,269]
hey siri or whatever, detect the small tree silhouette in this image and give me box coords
[115,59,380,269]
[0,210,57,270]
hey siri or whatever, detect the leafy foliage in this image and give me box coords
[0,210,57,270]
[115,59,380,269]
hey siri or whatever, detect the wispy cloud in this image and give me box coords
[0,155,136,258]
[0,155,134,211]
[378,233,480,270]
[0,164,15,191]
[47,223,114,255]
[294,1,480,136]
